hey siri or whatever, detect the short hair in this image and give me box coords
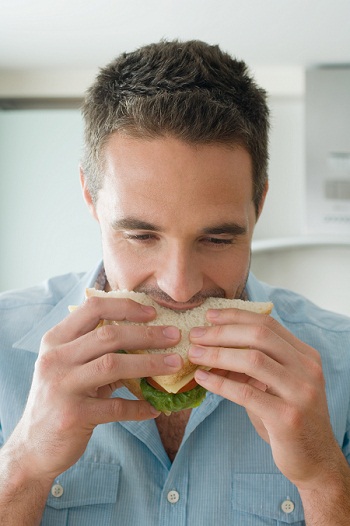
[81,39,269,214]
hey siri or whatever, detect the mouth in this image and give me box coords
[149,298,206,312]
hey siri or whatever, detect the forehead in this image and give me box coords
[99,134,254,224]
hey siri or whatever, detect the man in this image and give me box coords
[0,40,349,525]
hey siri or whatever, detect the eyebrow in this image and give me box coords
[112,217,247,236]
[112,217,163,231]
[201,222,247,236]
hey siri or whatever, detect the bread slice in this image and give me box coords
[85,288,273,394]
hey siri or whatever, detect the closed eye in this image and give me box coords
[123,232,158,242]
[200,237,235,248]
[204,237,233,244]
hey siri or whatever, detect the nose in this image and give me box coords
[156,244,203,304]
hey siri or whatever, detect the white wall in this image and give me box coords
[253,96,306,240]
[0,109,101,291]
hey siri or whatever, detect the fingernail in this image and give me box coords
[190,327,207,338]
[140,305,155,315]
[164,354,182,368]
[207,309,221,319]
[162,326,181,340]
[149,405,161,416]
[189,345,205,358]
[195,369,210,381]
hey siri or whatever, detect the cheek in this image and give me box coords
[101,236,154,290]
[207,248,251,295]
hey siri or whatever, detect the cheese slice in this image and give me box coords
[154,371,196,394]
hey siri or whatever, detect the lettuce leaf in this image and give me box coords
[140,378,207,413]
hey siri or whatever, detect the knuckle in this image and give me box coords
[41,329,55,349]
[302,382,319,405]
[211,346,222,366]
[247,349,265,369]
[309,347,323,366]
[84,295,102,316]
[110,398,137,421]
[109,399,150,422]
[109,398,124,420]
[35,350,56,375]
[147,352,162,368]
[84,295,101,310]
[214,373,226,392]
[298,372,322,405]
[237,382,255,404]
[96,323,117,342]
[253,323,271,344]
[263,313,279,332]
[206,346,221,368]
[97,352,118,374]
[35,350,69,392]
[214,324,227,339]
[124,298,139,310]
[143,325,158,341]
[309,357,324,382]
[134,401,153,420]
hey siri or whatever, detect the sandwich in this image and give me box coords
[80,288,273,414]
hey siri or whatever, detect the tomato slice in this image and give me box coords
[145,378,168,392]
[145,377,198,393]
[178,378,198,393]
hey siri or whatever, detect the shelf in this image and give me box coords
[252,235,350,253]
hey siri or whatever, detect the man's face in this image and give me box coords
[83,134,264,309]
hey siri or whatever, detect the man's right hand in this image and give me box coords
[9,295,182,483]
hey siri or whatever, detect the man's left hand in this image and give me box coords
[188,307,346,491]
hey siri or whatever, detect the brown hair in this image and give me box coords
[81,40,269,214]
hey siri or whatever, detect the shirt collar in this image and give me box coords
[13,261,104,354]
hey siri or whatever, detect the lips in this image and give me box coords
[149,298,205,312]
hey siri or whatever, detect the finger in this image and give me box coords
[189,322,295,365]
[189,345,288,395]
[44,296,157,346]
[206,308,319,360]
[63,323,181,364]
[194,368,281,419]
[86,397,161,424]
[210,368,268,392]
[70,351,183,392]
[191,345,324,404]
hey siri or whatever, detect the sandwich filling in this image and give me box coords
[140,378,207,413]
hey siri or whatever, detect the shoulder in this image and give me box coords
[267,284,350,334]
[248,272,350,334]
[0,272,84,342]
[258,281,350,371]
[0,271,84,314]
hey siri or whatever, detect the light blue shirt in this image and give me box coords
[1,261,350,526]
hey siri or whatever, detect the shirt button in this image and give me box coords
[167,490,180,504]
[51,484,64,498]
[281,499,295,514]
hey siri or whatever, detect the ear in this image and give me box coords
[80,167,99,222]
[256,180,269,221]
